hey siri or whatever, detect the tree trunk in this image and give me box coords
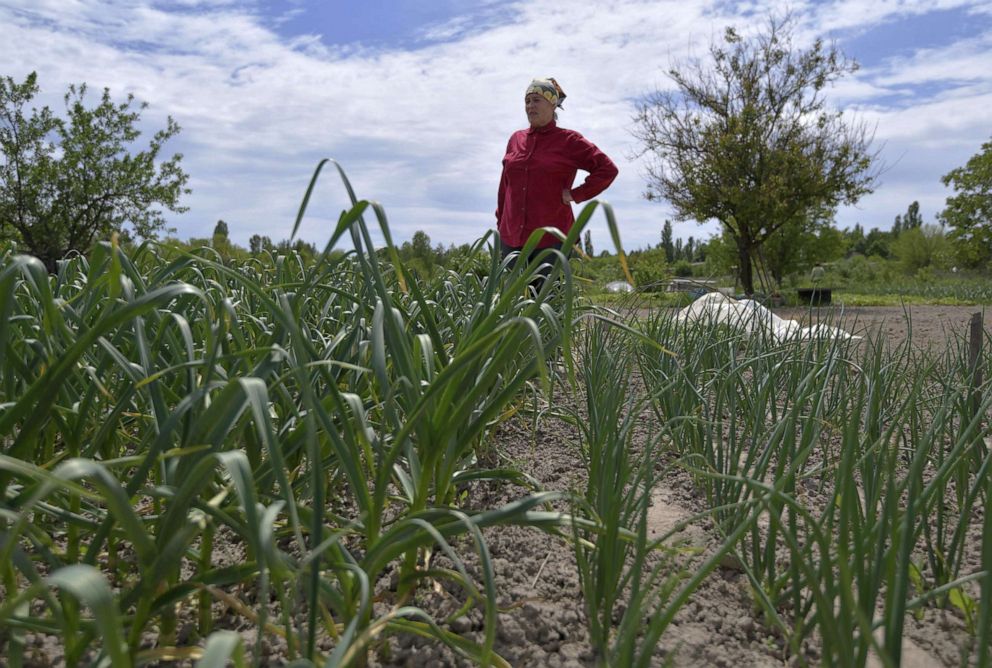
[39,252,59,274]
[32,245,61,273]
[737,239,755,296]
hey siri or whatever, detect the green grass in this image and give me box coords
[832,292,987,306]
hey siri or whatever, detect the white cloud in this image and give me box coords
[872,33,992,87]
[804,0,980,36]
[1,0,990,252]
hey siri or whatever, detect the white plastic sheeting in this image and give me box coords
[676,292,862,342]
[605,281,634,293]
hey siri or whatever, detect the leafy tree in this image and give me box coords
[939,137,992,268]
[672,259,693,277]
[903,201,923,230]
[583,229,594,257]
[660,219,674,262]
[410,231,432,260]
[212,219,230,254]
[845,223,866,256]
[701,232,737,278]
[438,242,485,273]
[689,237,706,262]
[275,238,318,259]
[249,234,272,254]
[632,16,878,294]
[213,219,229,240]
[0,73,52,251]
[863,227,892,259]
[891,224,951,274]
[397,230,439,278]
[628,246,670,291]
[684,236,696,262]
[762,208,845,287]
[892,201,923,240]
[834,253,892,285]
[0,72,189,270]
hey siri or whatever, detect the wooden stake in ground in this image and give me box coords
[969,312,984,421]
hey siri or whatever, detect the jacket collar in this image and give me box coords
[527,120,557,135]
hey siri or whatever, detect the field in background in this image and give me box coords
[570,241,992,307]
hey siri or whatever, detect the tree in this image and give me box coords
[701,232,737,277]
[628,246,670,291]
[903,201,923,230]
[212,219,229,252]
[0,73,52,250]
[275,238,317,258]
[761,208,844,287]
[249,234,272,254]
[891,224,950,274]
[632,16,878,294]
[583,229,594,257]
[684,236,696,262]
[410,230,432,261]
[213,219,229,240]
[863,227,891,259]
[0,72,188,270]
[845,223,866,256]
[939,137,992,268]
[397,230,438,278]
[660,219,674,262]
[892,201,923,240]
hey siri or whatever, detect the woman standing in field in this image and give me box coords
[495,77,618,284]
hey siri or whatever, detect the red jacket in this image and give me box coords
[496,121,618,248]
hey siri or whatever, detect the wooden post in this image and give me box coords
[969,312,984,420]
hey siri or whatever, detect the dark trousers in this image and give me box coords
[500,240,563,295]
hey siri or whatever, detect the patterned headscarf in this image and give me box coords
[525,77,567,108]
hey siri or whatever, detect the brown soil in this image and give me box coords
[776,304,989,352]
[7,305,989,667]
[378,304,990,667]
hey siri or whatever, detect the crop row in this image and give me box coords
[0,167,989,666]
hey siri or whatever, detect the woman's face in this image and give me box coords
[525,93,555,128]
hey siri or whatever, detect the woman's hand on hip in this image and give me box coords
[561,189,574,204]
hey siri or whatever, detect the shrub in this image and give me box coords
[629,247,670,292]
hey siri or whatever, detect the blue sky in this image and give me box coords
[2,0,991,252]
[271,1,509,48]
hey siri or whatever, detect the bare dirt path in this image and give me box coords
[776,304,989,351]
